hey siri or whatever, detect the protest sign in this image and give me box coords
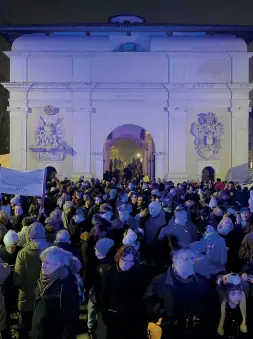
[0,167,46,197]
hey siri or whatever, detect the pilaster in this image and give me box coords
[167,104,188,181]
[92,152,104,180]
[4,83,32,171]
[230,101,251,182]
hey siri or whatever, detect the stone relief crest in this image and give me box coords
[29,105,72,161]
[190,112,224,160]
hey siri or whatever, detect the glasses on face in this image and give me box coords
[174,256,196,263]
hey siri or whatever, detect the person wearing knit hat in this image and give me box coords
[15,222,50,337]
[122,229,140,251]
[3,230,18,254]
[54,229,71,245]
[217,273,247,336]
[95,238,115,259]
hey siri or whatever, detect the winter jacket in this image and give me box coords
[191,234,227,276]
[239,232,253,262]
[54,242,82,262]
[31,270,79,339]
[100,263,152,339]
[14,239,50,311]
[0,259,11,331]
[144,210,166,248]
[158,220,198,247]
[220,230,244,272]
[146,267,217,339]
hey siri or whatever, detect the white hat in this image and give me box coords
[123,229,140,250]
[3,230,18,246]
[209,197,217,209]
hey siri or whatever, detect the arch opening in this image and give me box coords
[201,166,215,182]
[103,124,155,180]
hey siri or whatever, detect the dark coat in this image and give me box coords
[0,246,21,311]
[146,267,217,339]
[239,232,253,263]
[221,230,244,273]
[0,259,11,331]
[31,271,80,339]
[100,264,152,339]
[54,242,82,262]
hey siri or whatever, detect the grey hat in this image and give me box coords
[95,238,114,257]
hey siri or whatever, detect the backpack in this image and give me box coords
[147,318,163,339]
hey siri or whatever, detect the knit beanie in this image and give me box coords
[55,229,71,245]
[3,230,18,246]
[95,238,114,257]
[123,229,140,251]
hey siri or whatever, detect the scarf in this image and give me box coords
[37,265,68,295]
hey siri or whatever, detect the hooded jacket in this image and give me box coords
[14,237,50,311]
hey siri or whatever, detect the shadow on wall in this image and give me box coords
[225,164,249,183]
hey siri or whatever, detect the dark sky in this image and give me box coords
[1,0,253,26]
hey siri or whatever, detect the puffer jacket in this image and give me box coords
[14,239,50,311]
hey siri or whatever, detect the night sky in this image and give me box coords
[1,0,253,25]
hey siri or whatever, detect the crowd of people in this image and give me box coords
[0,173,253,339]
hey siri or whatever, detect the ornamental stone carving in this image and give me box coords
[190,112,224,160]
[29,104,71,161]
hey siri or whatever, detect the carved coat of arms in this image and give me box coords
[190,112,224,160]
[29,105,70,161]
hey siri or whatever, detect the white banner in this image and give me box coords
[0,167,46,197]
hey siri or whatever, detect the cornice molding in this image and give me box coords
[3,82,253,94]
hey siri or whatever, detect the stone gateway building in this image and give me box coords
[1,15,253,181]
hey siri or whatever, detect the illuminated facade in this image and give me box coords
[1,16,253,181]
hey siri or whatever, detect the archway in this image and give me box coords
[103,124,155,180]
[201,166,215,182]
